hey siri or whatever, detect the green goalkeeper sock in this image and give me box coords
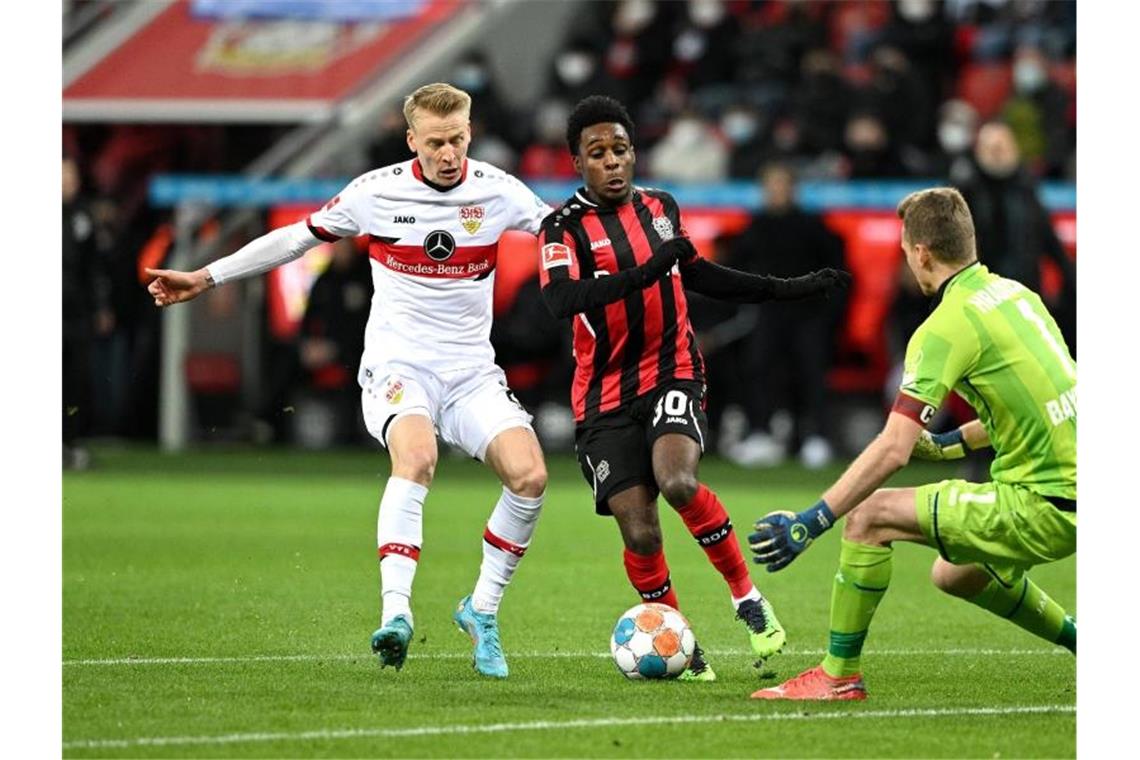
[969,574,1075,653]
[821,539,893,678]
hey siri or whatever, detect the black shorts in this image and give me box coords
[574,381,709,515]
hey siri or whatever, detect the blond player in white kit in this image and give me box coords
[146,84,553,679]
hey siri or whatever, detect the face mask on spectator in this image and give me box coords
[898,0,936,23]
[938,122,973,154]
[453,63,488,93]
[721,112,758,144]
[688,0,726,28]
[1013,59,1048,94]
[557,52,595,86]
[614,0,655,35]
[670,118,705,146]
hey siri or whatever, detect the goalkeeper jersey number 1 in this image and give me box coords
[893,263,1076,499]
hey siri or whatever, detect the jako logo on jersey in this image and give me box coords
[394,215,415,224]
[423,230,456,261]
[459,205,485,234]
[542,243,572,269]
[590,237,612,250]
[652,216,674,241]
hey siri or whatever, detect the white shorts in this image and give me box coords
[361,360,534,461]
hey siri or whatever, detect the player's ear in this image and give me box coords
[571,153,582,175]
[406,128,417,154]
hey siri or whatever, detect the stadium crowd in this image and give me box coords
[61,0,1076,466]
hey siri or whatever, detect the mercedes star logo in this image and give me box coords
[423,230,456,261]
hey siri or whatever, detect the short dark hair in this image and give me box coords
[896,187,976,263]
[566,95,635,155]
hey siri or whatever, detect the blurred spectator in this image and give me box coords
[63,156,113,468]
[295,238,374,445]
[1000,43,1072,178]
[959,121,1075,349]
[719,103,767,179]
[790,48,853,154]
[932,98,980,183]
[547,39,618,106]
[859,45,936,163]
[724,163,847,469]
[734,0,828,88]
[877,0,956,100]
[666,0,740,92]
[648,112,728,182]
[841,111,907,177]
[599,0,678,107]
[452,49,525,151]
[369,106,414,168]
[518,99,578,180]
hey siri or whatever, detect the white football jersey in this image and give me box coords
[306,158,552,381]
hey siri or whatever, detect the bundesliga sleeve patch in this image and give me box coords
[892,392,937,425]
[542,242,572,269]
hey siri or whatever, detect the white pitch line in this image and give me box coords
[62,647,1069,667]
[62,704,1075,751]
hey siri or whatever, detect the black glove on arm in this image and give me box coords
[540,238,691,319]
[680,259,851,303]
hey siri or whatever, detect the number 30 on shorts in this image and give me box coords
[653,390,690,426]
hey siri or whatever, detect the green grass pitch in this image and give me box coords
[63,447,1075,758]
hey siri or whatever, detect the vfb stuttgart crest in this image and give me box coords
[384,379,405,405]
[459,205,485,234]
[652,215,674,241]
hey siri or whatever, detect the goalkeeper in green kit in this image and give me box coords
[749,187,1076,701]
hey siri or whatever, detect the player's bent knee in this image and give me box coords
[625,526,663,556]
[506,462,547,498]
[930,559,989,598]
[657,473,698,509]
[843,494,888,543]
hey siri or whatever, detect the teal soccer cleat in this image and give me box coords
[371,615,413,670]
[453,595,509,678]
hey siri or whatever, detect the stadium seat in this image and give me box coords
[956,62,1013,119]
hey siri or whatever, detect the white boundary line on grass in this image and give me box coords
[62,705,1075,751]
[62,647,1069,667]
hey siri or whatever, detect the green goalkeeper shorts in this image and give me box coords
[914,479,1076,586]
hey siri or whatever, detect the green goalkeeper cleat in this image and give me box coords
[371,615,413,670]
[678,642,716,682]
[736,596,786,659]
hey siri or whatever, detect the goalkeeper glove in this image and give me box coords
[912,428,969,461]
[748,500,836,572]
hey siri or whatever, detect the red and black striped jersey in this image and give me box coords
[538,187,705,422]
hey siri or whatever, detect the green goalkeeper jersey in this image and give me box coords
[897,262,1076,498]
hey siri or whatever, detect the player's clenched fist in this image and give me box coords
[145,267,213,307]
[749,500,837,572]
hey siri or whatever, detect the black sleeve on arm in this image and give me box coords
[679,257,813,303]
[541,266,649,318]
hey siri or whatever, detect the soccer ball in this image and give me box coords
[610,602,695,680]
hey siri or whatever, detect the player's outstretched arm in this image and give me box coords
[679,258,851,303]
[146,267,214,307]
[144,222,323,308]
[749,412,922,571]
[540,238,686,318]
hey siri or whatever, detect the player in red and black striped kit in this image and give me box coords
[539,96,850,680]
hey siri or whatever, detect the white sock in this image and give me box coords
[471,487,544,614]
[377,476,427,628]
[732,586,762,608]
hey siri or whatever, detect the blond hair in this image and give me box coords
[402,83,472,130]
[896,187,977,263]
